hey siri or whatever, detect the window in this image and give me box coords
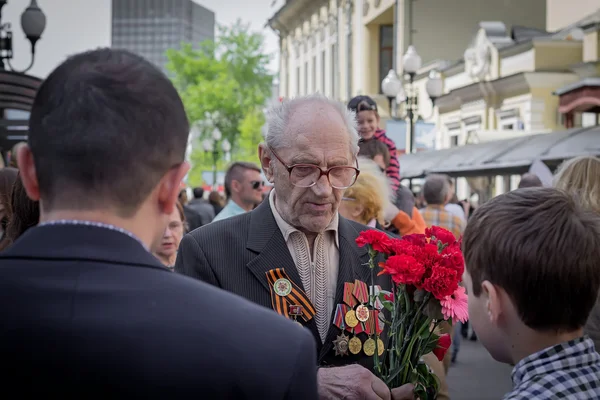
[331,43,338,99]
[321,50,326,93]
[379,25,393,93]
[312,56,317,93]
[304,62,308,95]
[347,32,352,99]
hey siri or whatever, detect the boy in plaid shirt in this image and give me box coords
[462,188,600,399]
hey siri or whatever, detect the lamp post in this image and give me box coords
[202,127,231,190]
[0,0,46,73]
[381,46,443,154]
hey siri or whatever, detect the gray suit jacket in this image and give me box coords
[176,199,392,368]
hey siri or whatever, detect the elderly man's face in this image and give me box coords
[262,102,354,234]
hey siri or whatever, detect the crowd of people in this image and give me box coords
[0,47,599,399]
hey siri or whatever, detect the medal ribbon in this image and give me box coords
[366,310,384,335]
[333,304,349,329]
[353,279,369,304]
[343,282,357,307]
[266,268,316,322]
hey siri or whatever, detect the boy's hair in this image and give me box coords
[347,95,378,114]
[462,187,600,332]
[358,139,390,168]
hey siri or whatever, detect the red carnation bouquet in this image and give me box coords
[356,226,468,399]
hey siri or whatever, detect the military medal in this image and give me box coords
[376,338,385,356]
[353,280,370,322]
[363,338,376,356]
[344,309,359,328]
[266,268,316,326]
[289,304,304,326]
[348,336,362,355]
[273,278,292,296]
[333,333,350,356]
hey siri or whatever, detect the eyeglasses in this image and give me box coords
[269,147,360,189]
[250,180,264,190]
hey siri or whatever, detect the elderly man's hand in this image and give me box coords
[318,365,391,400]
[391,384,415,400]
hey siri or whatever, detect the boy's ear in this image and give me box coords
[482,280,502,325]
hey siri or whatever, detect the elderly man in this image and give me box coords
[420,174,466,240]
[176,94,414,400]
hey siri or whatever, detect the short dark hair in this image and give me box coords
[517,173,543,188]
[192,187,204,199]
[5,175,39,246]
[28,48,189,216]
[347,95,378,113]
[462,187,600,332]
[358,139,390,168]
[224,162,261,198]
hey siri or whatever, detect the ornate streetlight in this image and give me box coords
[0,0,47,73]
[381,45,443,153]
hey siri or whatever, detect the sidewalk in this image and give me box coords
[447,339,513,400]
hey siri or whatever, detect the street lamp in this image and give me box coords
[381,45,443,154]
[203,127,230,189]
[0,0,47,73]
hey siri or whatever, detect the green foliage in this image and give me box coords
[167,19,273,185]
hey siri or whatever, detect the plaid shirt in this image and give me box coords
[504,337,600,399]
[419,205,465,239]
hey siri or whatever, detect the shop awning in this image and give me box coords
[399,126,600,179]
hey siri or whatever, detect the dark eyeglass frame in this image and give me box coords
[268,147,360,189]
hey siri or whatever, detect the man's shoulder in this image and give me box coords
[190,210,252,239]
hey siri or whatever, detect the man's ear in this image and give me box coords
[16,144,41,202]
[231,179,241,194]
[481,280,502,326]
[258,143,274,183]
[157,162,189,215]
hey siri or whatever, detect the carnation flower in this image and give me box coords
[426,226,457,246]
[356,230,392,254]
[433,333,452,362]
[440,243,465,276]
[440,286,469,323]
[421,266,460,300]
[402,233,427,247]
[379,254,426,286]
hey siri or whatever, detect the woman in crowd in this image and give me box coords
[0,168,19,249]
[208,190,225,216]
[1,176,40,250]
[338,157,391,229]
[152,201,187,271]
[553,155,600,352]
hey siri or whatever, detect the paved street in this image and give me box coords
[447,339,513,400]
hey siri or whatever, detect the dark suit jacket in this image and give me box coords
[0,224,318,398]
[176,199,392,369]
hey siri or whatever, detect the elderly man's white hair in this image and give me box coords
[264,93,360,155]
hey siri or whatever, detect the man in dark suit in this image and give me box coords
[176,95,414,400]
[0,48,317,398]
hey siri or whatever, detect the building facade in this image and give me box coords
[112,0,215,74]
[268,0,546,112]
[406,1,600,199]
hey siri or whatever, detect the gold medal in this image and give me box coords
[355,304,370,322]
[333,333,349,356]
[363,338,376,356]
[376,338,385,356]
[344,309,359,328]
[348,336,362,355]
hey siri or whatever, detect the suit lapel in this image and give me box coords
[319,217,372,361]
[245,200,321,344]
